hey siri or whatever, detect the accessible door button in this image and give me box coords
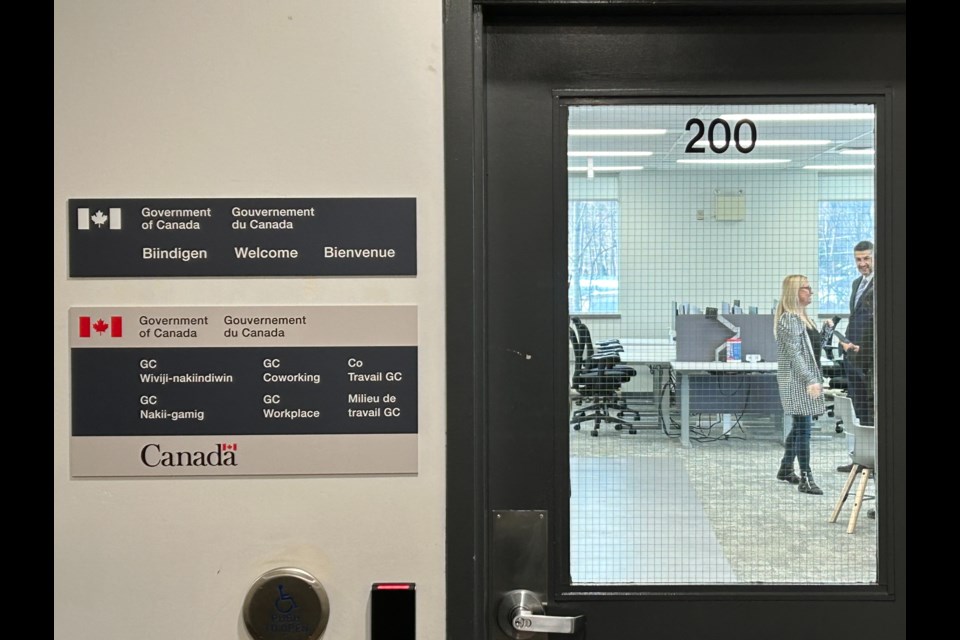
[243,568,330,640]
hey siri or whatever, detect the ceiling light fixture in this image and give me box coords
[567,151,653,157]
[803,164,875,170]
[569,129,667,136]
[676,159,791,165]
[719,113,874,122]
[567,166,645,172]
[688,139,831,148]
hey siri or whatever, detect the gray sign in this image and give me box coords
[68,198,416,277]
[69,305,418,477]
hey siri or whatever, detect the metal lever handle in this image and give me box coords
[513,610,582,634]
[498,589,583,639]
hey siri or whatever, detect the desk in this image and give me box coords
[670,361,788,447]
[573,343,787,446]
[618,338,676,364]
[618,339,676,424]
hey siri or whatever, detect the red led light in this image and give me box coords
[374,583,414,590]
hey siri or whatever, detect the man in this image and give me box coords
[837,240,875,472]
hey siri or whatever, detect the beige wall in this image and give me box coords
[54,2,445,638]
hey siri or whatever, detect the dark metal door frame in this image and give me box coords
[444,2,906,638]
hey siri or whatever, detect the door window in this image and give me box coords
[567,102,877,585]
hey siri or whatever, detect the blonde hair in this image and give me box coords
[774,274,815,336]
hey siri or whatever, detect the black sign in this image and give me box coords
[68,198,416,277]
[72,346,417,436]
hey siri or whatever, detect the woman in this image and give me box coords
[775,275,826,495]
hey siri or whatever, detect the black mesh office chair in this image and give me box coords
[571,317,646,421]
[569,319,638,436]
[822,317,849,392]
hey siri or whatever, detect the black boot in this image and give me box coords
[798,472,823,495]
[777,464,800,484]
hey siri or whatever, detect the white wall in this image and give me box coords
[575,170,873,343]
[54,2,444,639]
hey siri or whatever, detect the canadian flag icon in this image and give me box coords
[221,443,237,451]
[77,207,122,230]
[79,316,123,338]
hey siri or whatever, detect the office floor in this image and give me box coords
[569,419,877,584]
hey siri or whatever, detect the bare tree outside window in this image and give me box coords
[818,200,874,315]
[569,200,619,314]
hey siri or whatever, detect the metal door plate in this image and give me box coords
[490,511,548,640]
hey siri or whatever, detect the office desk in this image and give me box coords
[618,339,676,424]
[670,362,787,447]
[618,338,676,364]
[572,343,786,446]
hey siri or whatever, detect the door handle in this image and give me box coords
[497,589,583,639]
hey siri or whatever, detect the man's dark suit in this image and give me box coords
[845,275,874,424]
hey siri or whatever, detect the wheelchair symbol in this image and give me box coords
[275,584,298,613]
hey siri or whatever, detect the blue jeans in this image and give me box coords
[782,414,813,474]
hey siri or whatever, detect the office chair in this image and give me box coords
[821,318,848,393]
[820,320,849,436]
[569,322,637,436]
[571,317,626,360]
[570,317,644,422]
[828,395,875,533]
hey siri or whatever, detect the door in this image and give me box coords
[446,3,905,639]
